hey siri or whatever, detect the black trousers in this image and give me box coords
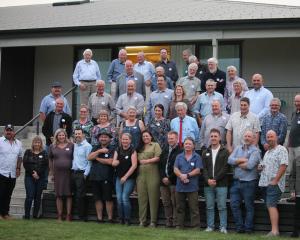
[0,174,16,216]
[71,171,87,220]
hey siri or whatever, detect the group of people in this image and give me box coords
[0,47,299,238]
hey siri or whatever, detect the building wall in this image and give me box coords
[242,38,300,86]
[33,46,73,116]
[242,38,300,121]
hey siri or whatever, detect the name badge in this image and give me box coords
[101,101,105,105]
[66,148,70,151]
[134,97,138,100]
[169,68,172,71]
[156,122,160,126]
[52,100,56,104]
[191,162,195,167]
[105,154,108,158]
[191,85,195,89]
[164,95,169,98]
[298,120,300,125]
[206,153,210,156]
[39,155,43,158]
[61,119,66,123]
[134,77,138,81]
[125,156,129,159]
[216,78,220,81]
[200,71,203,74]
[222,116,227,120]
[133,126,137,129]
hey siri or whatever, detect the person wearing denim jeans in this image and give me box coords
[202,128,230,233]
[23,136,48,219]
[112,133,137,225]
[228,130,261,233]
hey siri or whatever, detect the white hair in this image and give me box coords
[188,55,198,64]
[227,65,237,72]
[96,80,105,86]
[207,57,218,65]
[83,49,93,56]
[188,62,198,71]
[206,79,216,86]
[270,98,281,107]
[175,102,188,111]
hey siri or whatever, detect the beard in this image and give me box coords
[209,67,217,74]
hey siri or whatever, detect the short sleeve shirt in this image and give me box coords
[258,145,288,192]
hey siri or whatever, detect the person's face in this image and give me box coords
[243,131,254,145]
[156,67,164,76]
[270,101,280,114]
[55,100,64,112]
[206,82,216,93]
[99,135,110,146]
[233,83,242,94]
[127,82,135,94]
[154,107,163,118]
[182,51,190,62]
[97,83,105,94]
[157,77,166,89]
[121,135,131,147]
[240,101,249,114]
[99,114,108,124]
[188,67,197,77]
[119,51,127,63]
[51,87,62,96]
[79,108,88,119]
[125,62,134,75]
[184,139,194,151]
[266,131,277,147]
[57,132,66,143]
[167,133,178,147]
[294,95,300,111]
[210,132,221,146]
[127,109,137,120]
[208,62,217,72]
[212,102,221,115]
[176,107,186,118]
[142,132,152,144]
[252,75,263,90]
[4,129,14,140]
[83,52,92,62]
[160,49,168,60]
[137,54,144,64]
[33,140,42,150]
[74,130,83,142]
[228,69,236,79]
[175,86,183,96]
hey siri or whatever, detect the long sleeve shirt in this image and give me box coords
[73,59,101,86]
[107,58,125,82]
[72,139,92,176]
[228,144,261,181]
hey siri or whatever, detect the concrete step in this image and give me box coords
[10,204,25,215]
[11,196,26,205]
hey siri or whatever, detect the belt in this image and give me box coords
[72,170,85,174]
[79,80,96,82]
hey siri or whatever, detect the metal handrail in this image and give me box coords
[15,85,77,135]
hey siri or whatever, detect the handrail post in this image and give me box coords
[36,120,39,135]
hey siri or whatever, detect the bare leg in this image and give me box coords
[95,200,103,220]
[106,201,114,220]
[268,207,279,234]
[56,197,63,221]
[66,197,72,221]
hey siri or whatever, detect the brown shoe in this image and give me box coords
[57,214,63,222]
[3,215,13,220]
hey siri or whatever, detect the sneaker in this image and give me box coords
[205,227,214,232]
[220,227,228,234]
[266,231,279,237]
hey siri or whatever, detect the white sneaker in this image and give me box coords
[205,227,214,232]
[220,227,228,234]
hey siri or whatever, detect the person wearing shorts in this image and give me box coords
[88,129,115,223]
[258,130,288,237]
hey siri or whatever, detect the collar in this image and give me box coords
[240,111,249,119]
[156,88,167,93]
[76,139,86,146]
[254,86,264,92]
[234,91,244,97]
[96,92,105,97]
[205,91,215,96]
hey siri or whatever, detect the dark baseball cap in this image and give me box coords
[51,81,62,88]
[96,129,113,139]
[5,124,14,131]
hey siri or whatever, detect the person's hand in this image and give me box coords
[291,191,296,199]
[179,174,188,182]
[145,79,151,87]
[227,146,233,154]
[50,137,54,143]
[239,162,248,169]
[190,96,197,106]
[120,176,127,184]
[269,179,278,186]
[32,170,39,180]
[99,148,109,154]
[263,143,269,151]
[139,159,148,165]
[51,175,55,182]
[16,168,21,178]
[257,164,264,171]
[208,179,216,186]
[162,177,170,186]
[112,160,119,167]
[79,83,87,90]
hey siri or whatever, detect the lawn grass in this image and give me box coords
[0,219,290,240]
